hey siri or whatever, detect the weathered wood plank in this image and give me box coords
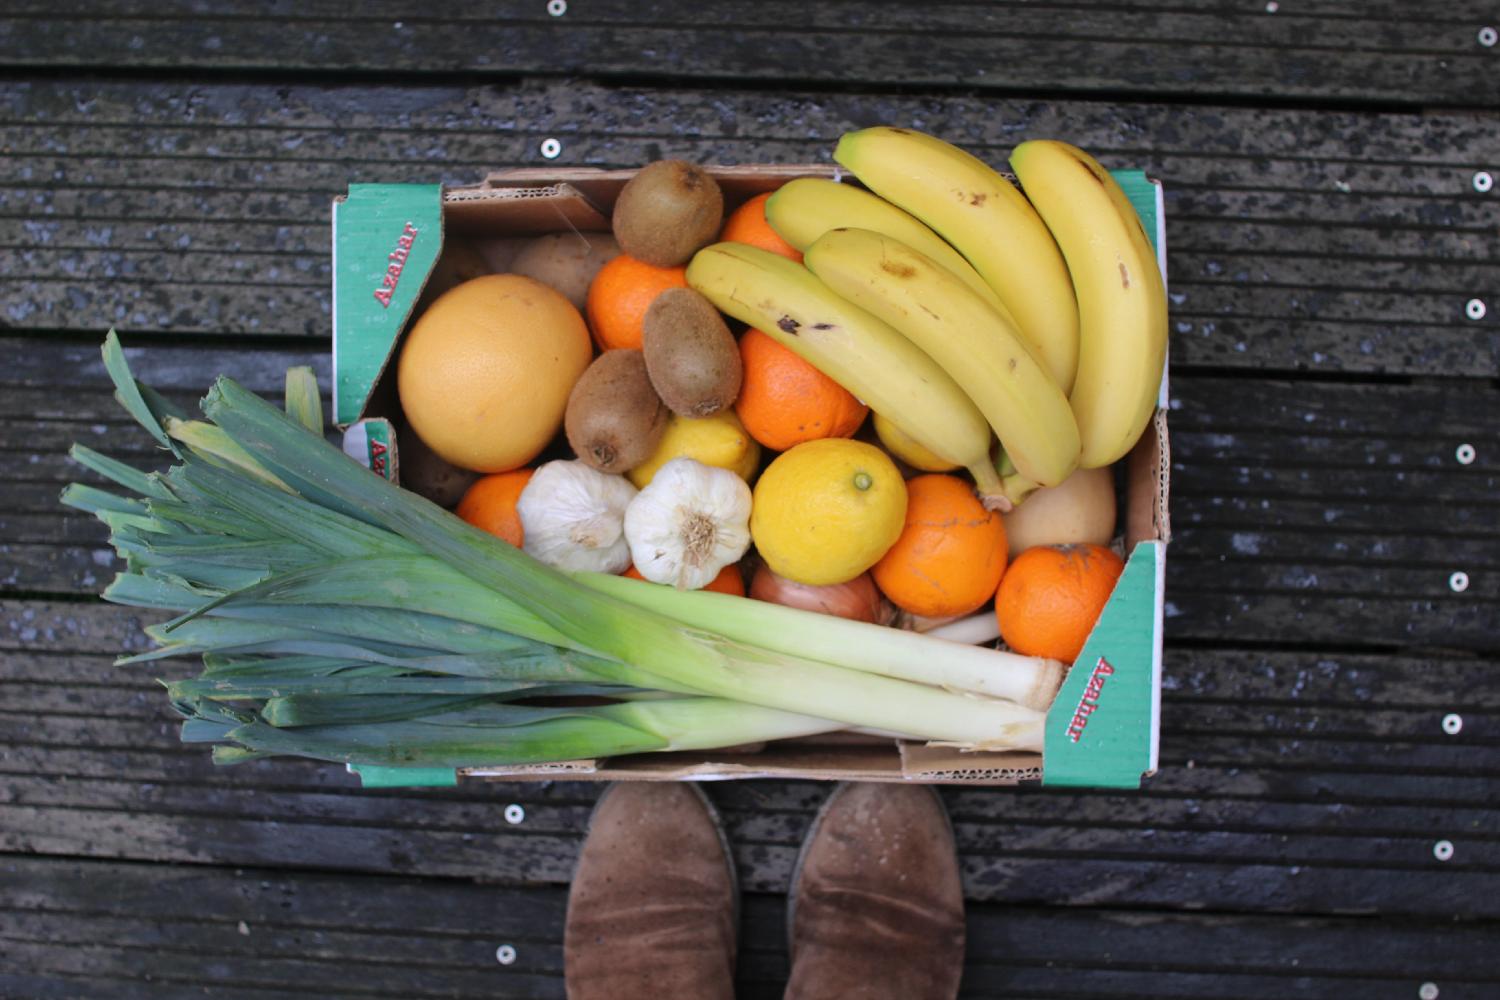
[1,1,1494,107]
[2,80,1496,375]
[6,857,1496,999]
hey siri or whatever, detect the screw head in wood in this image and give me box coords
[1456,443,1476,465]
[1475,171,1494,193]
[1448,571,1470,593]
[1433,840,1454,861]
[1442,713,1463,735]
[505,803,526,824]
[496,944,518,965]
[548,0,567,15]
[540,138,562,159]
[1466,298,1487,320]
[1480,26,1498,47]
[1419,983,1439,1000]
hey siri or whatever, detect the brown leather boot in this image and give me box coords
[785,782,966,1000]
[564,782,739,1000]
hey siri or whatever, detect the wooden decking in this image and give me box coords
[2,3,1498,996]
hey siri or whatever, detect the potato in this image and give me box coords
[396,420,480,508]
[1002,466,1117,557]
[510,231,622,311]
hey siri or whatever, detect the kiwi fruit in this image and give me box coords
[565,350,670,474]
[612,160,724,267]
[642,288,743,418]
[511,231,621,311]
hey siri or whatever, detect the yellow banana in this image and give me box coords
[763,177,1017,325]
[1009,140,1167,469]
[685,242,1006,503]
[805,228,1080,502]
[833,126,1080,394]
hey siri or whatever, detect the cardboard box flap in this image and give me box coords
[1040,540,1164,787]
[899,744,1043,783]
[332,184,445,427]
[444,181,611,236]
[478,164,842,214]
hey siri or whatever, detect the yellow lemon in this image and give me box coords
[751,439,907,585]
[627,409,761,489]
[871,411,959,473]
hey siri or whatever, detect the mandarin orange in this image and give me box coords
[995,543,1124,663]
[455,468,535,547]
[720,192,803,262]
[585,253,688,351]
[872,474,1008,617]
[735,328,867,452]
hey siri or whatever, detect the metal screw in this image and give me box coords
[504,803,526,824]
[1419,983,1440,1000]
[1466,298,1487,320]
[1475,171,1494,193]
[1456,443,1476,465]
[1449,571,1470,593]
[1433,840,1455,862]
[1442,713,1463,735]
[1480,26,1498,47]
[540,138,562,160]
[496,944,518,965]
[547,0,567,15]
[1265,1,1278,10]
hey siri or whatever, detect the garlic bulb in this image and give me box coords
[624,457,752,590]
[517,459,638,574]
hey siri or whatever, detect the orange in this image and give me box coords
[397,274,592,472]
[625,562,745,596]
[455,468,534,547]
[995,543,1124,663]
[585,253,688,350]
[735,328,868,452]
[720,192,802,262]
[872,474,1008,618]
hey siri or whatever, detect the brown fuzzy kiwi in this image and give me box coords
[611,160,724,267]
[641,288,743,418]
[565,349,670,474]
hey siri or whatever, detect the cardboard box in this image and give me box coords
[330,164,1170,790]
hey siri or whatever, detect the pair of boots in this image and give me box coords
[565,782,966,999]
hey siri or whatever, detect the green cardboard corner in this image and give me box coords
[1041,541,1164,788]
[341,418,397,482]
[332,184,445,427]
[349,764,459,789]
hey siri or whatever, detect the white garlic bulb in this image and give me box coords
[517,459,638,574]
[624,457,752,590]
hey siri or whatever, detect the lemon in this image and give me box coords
[627,409,761,489]
[872,412,959,473]
[751,439,907,585]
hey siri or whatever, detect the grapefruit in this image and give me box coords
[397,274,593,472]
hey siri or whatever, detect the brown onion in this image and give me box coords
[749,566,887,624]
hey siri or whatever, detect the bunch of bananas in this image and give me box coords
[685,127,1168,510]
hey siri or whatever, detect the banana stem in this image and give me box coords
[994,452,1043,510]
[968,460,1011,512]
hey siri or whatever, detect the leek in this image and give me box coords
[574,571,1063,710]
[64,332,1055,770]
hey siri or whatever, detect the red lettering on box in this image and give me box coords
[1066,656,1116,744]
[369,438,388,477]
[372,221,420,308]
